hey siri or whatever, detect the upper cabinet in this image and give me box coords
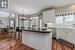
[43,10,55,24]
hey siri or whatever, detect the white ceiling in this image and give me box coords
[6,0,75,15]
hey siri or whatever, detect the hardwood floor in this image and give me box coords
[0,32,36,50]
[0,30,37,50]
[52,38,75,50]
[14,44,36,50]
[0,39,36,50]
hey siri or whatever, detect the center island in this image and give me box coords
[22,30,52,50]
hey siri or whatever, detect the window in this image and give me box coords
[24,20,29,30]
[65,15,73,23]
[56,16,63,24]
[0,0,8,8]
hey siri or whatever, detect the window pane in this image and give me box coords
[56,16,63,24]
[65,15,73,23]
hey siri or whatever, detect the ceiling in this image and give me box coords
[4,0,75,15]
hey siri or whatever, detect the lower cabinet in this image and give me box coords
[52,39,75,50]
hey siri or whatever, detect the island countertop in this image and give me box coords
[23,30,51,33]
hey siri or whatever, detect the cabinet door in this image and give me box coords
[43,10,55,23]
[56,29,67,40]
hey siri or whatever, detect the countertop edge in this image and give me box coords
[23,30,51,33]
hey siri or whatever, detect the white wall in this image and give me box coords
[22,31,52,50]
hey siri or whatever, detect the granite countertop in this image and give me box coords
[24,30,51,33]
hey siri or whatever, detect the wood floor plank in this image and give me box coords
[0,33,36,50]
[0,39,36,50]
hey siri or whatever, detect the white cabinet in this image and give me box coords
[43,10,55,24]
[57,29,67,40]
[57,28,75,44]
[22,31,52,50]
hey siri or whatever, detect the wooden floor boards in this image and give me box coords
[0,32,36,50]
[0,39,36,50]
